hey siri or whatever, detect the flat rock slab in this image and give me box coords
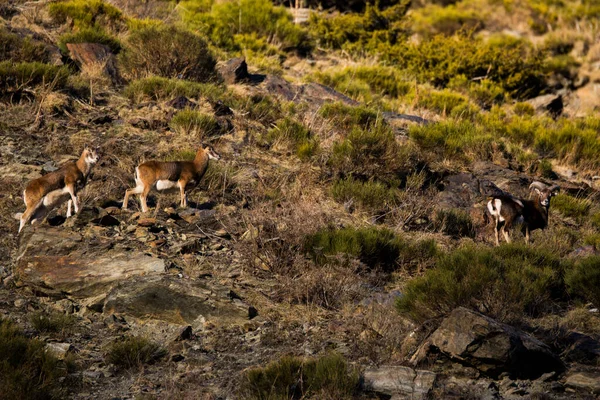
[363,365,436,398]
[565,372,600,393]
[103,275,253,328]
[16,226,165,298]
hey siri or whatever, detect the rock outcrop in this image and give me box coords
[411,307,564,379]
[66,43,120,82]
[362,365,436,399]
[15,224,165,298]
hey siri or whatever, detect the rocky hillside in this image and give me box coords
[1,0,600,399]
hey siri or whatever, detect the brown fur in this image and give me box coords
[122,146,219,212]
[19,147,99,233]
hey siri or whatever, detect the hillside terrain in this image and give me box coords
[1,0,600,399]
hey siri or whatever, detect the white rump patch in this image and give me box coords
[156,180,178,191]
[487,199,505,222]
[42,188,70,206]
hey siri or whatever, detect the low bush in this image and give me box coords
[0,318,65,399]
[105,336,166,369]
[307,2,410,53]
[170,110,223,137]
[265,117,318,160]
[305,226,436,272]
[329,122,402,179]
[551,193,591,221]
[331,177,398,210]
[0,61,70,95]
[514,102,535,116]
[123,77,224,103]
[48,0,124,31]
[415,88,468,115]
[0,28,50,63]
[433,208,475,238]
[236,94,282,126]
[394,32,547,100]
[319,102,380,131]
[565,256,600,308]
[181,0,312,54]
[411,3,485,36]
[30,311,75,334]
[241,352,359,399]
[57,27,121,55]
[118,25,217,82]
[396,244,563,323]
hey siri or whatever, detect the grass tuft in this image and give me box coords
[106,336,166,369]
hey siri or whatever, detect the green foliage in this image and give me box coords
[514,102,535,116]
[106,336,166,369]
[330,122,402,179]
[416,89,468,114]
[48,0,124,31]
[118,25,217,82]
[0,61,70,96]
[309,65,412,102]
[395,32,547,99]
[331,177,398,210]
[551,193,591,221]
[434,208,475,238]
[0,28,50,63]
[305,226,436,271]
[241,353,359,400]
[170,110,223,138]
[396,244,563,323]
[538,159,555,179]
[307,2,410,53]
[237,94,282,126]
[409,119,493,161]
[411,3,485,36]
[123,77,224,103]
[181,0,312,54]
[0,318,65,399]
[57,27,121,54]
[319,102,380,131]
[566,256,600,308]
[30,312,75,334]
[265,117,318,160]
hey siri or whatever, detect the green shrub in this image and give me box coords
[123,77,224,103]
[237,94,282,125]
[411,4,485,36]
[307,2,410,52]
[409,119,493,161]
[331,177,398,210]
[467,80,506,109]
[319,102,380,131]
[0,61,70,95]
[394,32,547,99]
[514,102,535,116]
[265,117,318,160]
[181,0,312,54]
[57,27,121,54]
[106,336,166,369]
[0,318,66,399]
[0,28,50,63]
[330,122,400,179]
[551,193,591,221]
[170,110,223,137]
[241,352,359,399]
[538,159,555,179]
[416,89,468,114]
[566,256,600,308]
[30,312,75,334]
[591,212,600,230]
[396,244,563,323]
[305,226,436,271]
[118,25,217,82]
[434,208,475,238]
[48,0,124,31]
